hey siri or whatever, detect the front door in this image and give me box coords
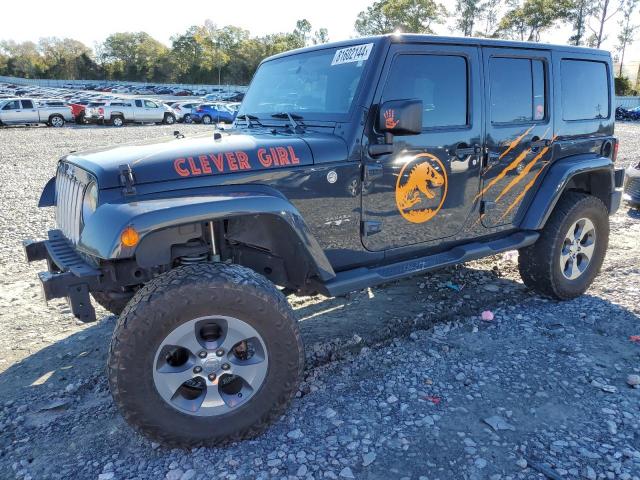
[361,44,483,251]
[1,100,22,123]
[480,48,554,227]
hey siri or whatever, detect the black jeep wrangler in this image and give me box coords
[24,35,624,446]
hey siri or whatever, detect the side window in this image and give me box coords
[560,60,609,120]
[2,100,20,110]
[21,100,34,109]
[144,100,157,108]
[489,57,546,124]
[382,54,468,128]
[135,100,142,107]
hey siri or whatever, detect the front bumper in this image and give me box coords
[23,230,100,322]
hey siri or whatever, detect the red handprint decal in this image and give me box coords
[384,109,400,129]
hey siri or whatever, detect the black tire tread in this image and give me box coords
[518,191,609,299]
[107,263,303,448]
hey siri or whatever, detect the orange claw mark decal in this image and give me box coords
[498,161,550,221]
[495,130,552,202]
[384,109,400,129]
[498,126,534,160]
[474,147,531,202]
[395,153,448,223]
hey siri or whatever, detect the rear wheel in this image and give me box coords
[202,115,212,125]
[183,114,192,124]
[49,114,65,127]
[108,263,303,447]
[164,113,176,125]
[518,191,609,299]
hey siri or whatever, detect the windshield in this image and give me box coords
[239,45,372,121]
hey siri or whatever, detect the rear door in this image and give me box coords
[361,43,483,251]
[480,48,554,227]
[20,100,39,122]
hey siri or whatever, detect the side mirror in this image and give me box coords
[369,99,423,156]
[378,99,423,136]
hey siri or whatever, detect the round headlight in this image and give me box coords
[82,182,98,224]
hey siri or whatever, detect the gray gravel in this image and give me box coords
[0,123,639,480]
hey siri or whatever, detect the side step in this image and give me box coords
[323,231,539,297]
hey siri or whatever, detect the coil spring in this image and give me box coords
[179,252,209,265]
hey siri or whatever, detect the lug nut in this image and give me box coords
[193,366,202,374]
[198,350,207,359]
[208,373,216,381]
[216,348,225,357]
[221,363,230,371]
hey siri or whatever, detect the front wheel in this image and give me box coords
[108,263,304,447]
[518,191,609,299]
[111,116,124,127]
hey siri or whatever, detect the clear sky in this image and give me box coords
[2,0,639,63]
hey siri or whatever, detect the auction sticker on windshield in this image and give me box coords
[331,43,373,66]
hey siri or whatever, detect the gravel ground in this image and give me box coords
[0,123,639,480]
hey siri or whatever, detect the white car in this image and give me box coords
[0,98,72,127]
[85,98,176,127]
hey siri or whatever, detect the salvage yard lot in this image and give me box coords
[0,124,639,479]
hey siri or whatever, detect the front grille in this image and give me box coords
[55,163,86,244]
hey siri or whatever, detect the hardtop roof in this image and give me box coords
[264,34,610,63]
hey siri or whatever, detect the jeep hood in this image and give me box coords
[63,131,344,189]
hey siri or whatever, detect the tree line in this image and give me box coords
[0,20,327,85]
[0,0,638,93]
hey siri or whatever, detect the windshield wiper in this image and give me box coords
[235,113,262,127]
[271,112,305,132]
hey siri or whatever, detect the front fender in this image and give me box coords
[519,155,615,230]
[78,187,335,281]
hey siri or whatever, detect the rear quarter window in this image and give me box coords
[560,59,609,120]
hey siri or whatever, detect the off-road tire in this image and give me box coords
[518,191,609,299]
[107,263,304,447]
[92,291,133,315]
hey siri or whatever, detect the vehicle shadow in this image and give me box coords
[0,262,534,400]
[1,260,638,478]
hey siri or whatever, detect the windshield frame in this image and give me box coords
[238,41,379,124]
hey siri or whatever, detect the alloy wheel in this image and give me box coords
[559,217,596,280]
[152,315,268,417]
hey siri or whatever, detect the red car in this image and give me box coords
[70,101,89,123]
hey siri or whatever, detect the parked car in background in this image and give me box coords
[85,98,176,126]
[623,161,640,209]
[171,101,200,123]
[191,102,236,124]
[0,98,72,127]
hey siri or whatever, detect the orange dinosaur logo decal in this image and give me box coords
[395,153,448,223]
[384,109,400,129]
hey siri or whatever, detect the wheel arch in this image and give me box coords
[78,187,335,292]
[519,154,616,231]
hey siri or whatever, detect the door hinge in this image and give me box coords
[361,220,382,236]
[118,164,136,196]
[363,163,383,182]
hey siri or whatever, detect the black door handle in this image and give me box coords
[530,139,552,149]
[452,144,481,158]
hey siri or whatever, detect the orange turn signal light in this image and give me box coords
[120,226,139,247]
